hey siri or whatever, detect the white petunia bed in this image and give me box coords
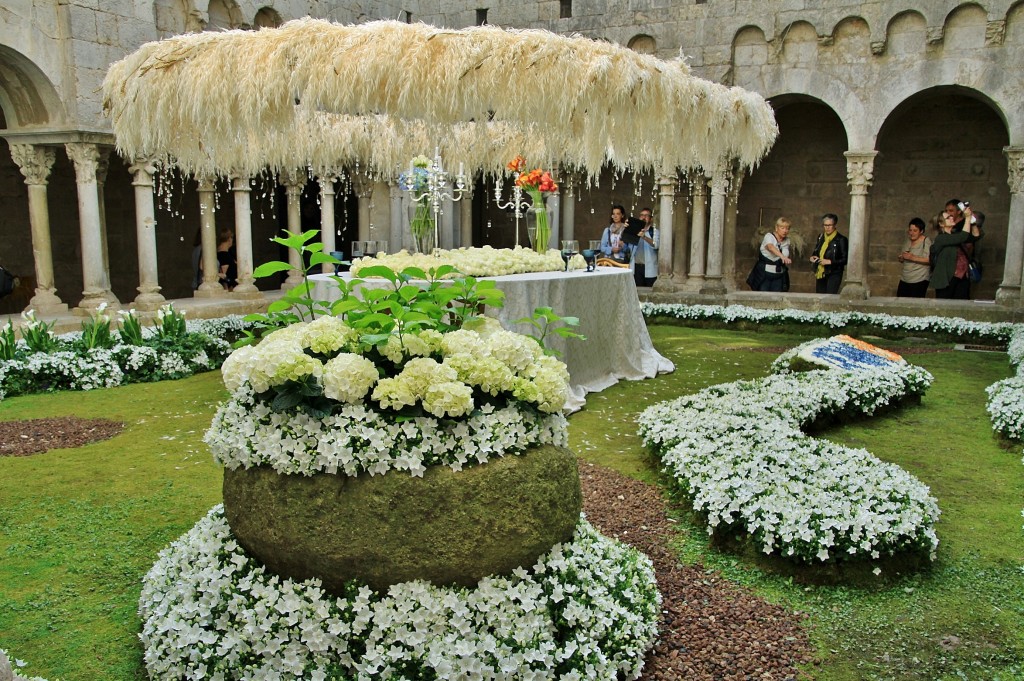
[639,336,940,564]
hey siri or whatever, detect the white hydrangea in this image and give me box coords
[299,315,357,355]
[487,329,543,373]
[247,338,323,393]
[422,381,475,418]
[322,353,379,404]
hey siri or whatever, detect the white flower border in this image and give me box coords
[639,352,940,563]
[641,303,1024,532]
[0,315,249,402]
[139,506,660,681]
[207,387,568,477]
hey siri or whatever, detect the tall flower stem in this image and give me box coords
[527,189,549,253]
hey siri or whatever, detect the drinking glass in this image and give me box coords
[351,240,364,259]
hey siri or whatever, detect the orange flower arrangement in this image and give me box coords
[507,156,558,252]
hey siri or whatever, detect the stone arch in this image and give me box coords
[779,21,819,65]
[627,34,656,54]
[735,96,849,293]
[831,16,871,59]
[204,0,246,30]
[1006,0,1024,43]
[154,0,203,36]
[732,25,768,68]
[942,2,988,48]
[885,10,928,57]
[253,7,283,29]
[872,85,1009,300]
[0,45,64,128]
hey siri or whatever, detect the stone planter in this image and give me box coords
[223,444,582,593]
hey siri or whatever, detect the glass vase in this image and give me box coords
[411,230,435,255]
[408,202,436,254]
[525,205,551,253]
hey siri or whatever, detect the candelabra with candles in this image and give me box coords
[401,149,469,252]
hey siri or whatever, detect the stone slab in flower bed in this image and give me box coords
[223,443,582,592]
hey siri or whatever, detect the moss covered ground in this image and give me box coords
[0,325,1021,680]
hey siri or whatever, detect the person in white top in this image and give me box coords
[757,217,792,292]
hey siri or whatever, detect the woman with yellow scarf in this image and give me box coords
[809,213,849,294]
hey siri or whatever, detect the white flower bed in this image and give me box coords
[639,348,940,562]
[641,302,1015,341]
[139,506,660,681]
[352,245,583,278]
[208,387,567,477]
[0,315,246,401]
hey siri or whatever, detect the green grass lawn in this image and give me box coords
[1,325,1022,680]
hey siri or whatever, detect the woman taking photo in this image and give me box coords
[930,206,982,299]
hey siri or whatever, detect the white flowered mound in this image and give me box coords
[138,506,660,681]
[639,344,939,564]
[351,245,583,278]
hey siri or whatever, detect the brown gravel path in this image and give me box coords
[0,417,123,456]
[579,460,813,680]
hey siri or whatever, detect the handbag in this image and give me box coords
[967,258,982,283]
[745,260,765,290]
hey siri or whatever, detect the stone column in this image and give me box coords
[700,159,730,295]
[687,170,708,286]
[129,158,166,310]
[997,146,1024,305]
[723,164,745,289]
[230,173,260,297]
[459,185,474,248]
[281,169,305,288]
[840,151,877,300]
[195,177,223,297]
[96,148,112,292]
[319,175,338,273]
[389,179,405,252]
[66,142,120,312]
[652,173,677,291]
[9,144,67,313]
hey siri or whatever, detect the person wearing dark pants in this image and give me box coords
[809,213,848,294]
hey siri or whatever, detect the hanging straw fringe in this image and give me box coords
[102,18,777,180]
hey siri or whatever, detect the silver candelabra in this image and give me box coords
[402,148,469,250]
[492,176,532,247]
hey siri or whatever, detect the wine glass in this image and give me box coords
[351,240,364,260]
[376,240,389,255]
[364,240,378,257]
[561,240,579,271]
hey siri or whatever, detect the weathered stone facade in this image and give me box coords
[1,1,1022,314]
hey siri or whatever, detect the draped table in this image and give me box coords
[309,267,673,412]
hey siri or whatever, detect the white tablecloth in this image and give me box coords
[309,267,674,412]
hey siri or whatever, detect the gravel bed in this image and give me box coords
[0,417,124,456]
[579,460,813,680]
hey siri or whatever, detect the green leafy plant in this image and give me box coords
[154,303,187,340]
[0,321,18,361]
[514,306,586,356]
[19,310,62,354]
[78,303,115,350]
[117,309,145,346]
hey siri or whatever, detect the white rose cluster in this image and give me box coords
[638,351,940,563]
[220,320,570,420]
[138,506,660,681]
[351,245,583,278]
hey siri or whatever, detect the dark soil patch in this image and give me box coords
[579,461,813,680]
[0,417,124,456]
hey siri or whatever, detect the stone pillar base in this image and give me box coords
[134,292,167,311]
[231,285,265,300]
[28,289,68,315]
[195,283,227,299]
[995,286,1021,307]
[699,279,727,297]
[75,292,120,315]
[840,282,869,300]
[652,277,682,293]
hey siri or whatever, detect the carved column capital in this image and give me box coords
[845,151,877,196]
[709,158,732,196]
[728,163,746,197]
[280,168,306,191]
[95,146,112,185]
[9,144,56,186]
[129,158,157,187]
[65,142,102,180]
[690,169,708,197]
[986,20,1006,47]
[1005,146,1024,194]
[657,174,677,197]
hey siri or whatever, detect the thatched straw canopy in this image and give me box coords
[102,18,777,179]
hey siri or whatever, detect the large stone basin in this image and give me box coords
[222,444,582,593]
